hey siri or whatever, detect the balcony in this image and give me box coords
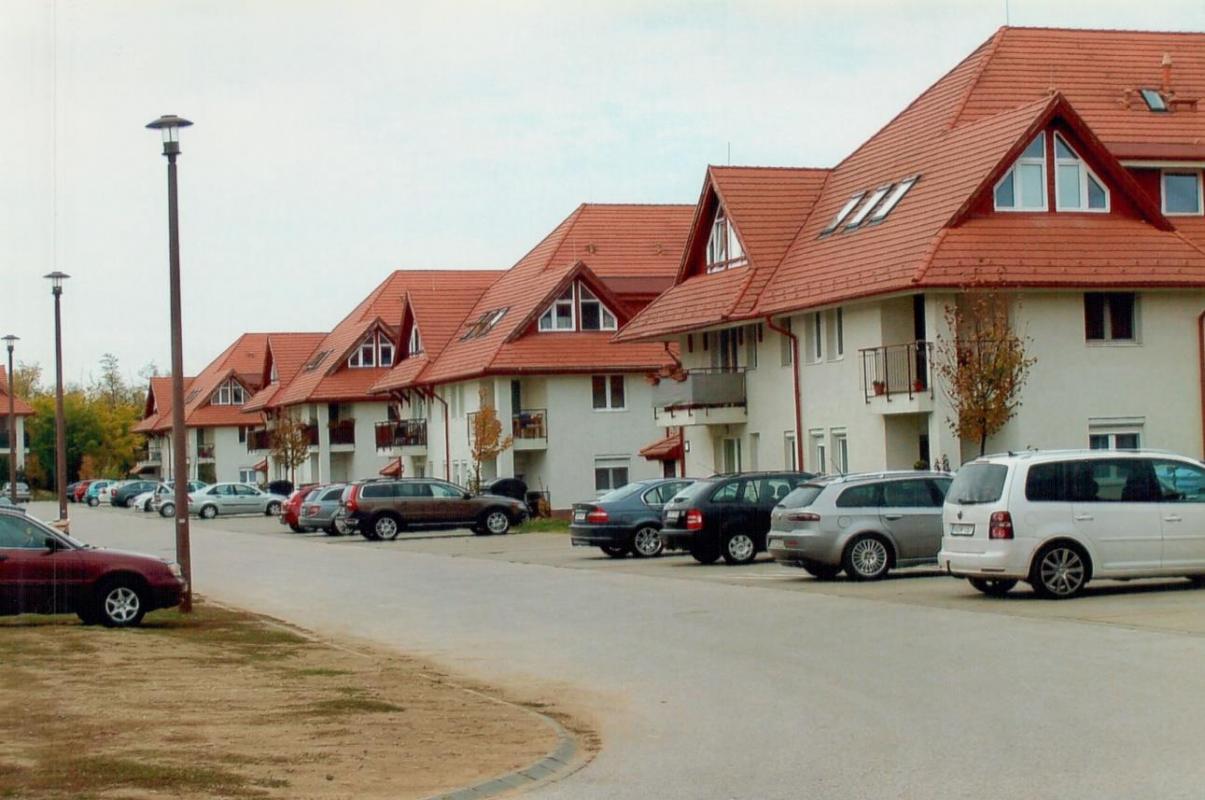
[860,341,934,415]
[303,424,319,448]
[0,431,30,450]
[512,409,547,451]
[652,368,747,427]
[329,419,356,449]
[247,429,272,452]
[145,448,162,464]
[375,419,427,455]
[196,443,215,461]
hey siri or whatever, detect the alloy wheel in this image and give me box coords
[1038,547,1086,598]
[725,533,755,564]
[375,516,400,540]
[631,527,663,558]
[849,537,889,579]
[104,587,141,625]
[486,511,510,535]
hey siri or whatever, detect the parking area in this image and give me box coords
[73,503,1205,638]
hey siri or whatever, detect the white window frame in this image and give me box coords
[831,430,848,475]
[808,313,824,364]
[705,208,747,273]
[825,308,844,361]
[349,330,393,368]
[809,430,826,475]
[994,133,1048,212]
[845,185,892,229]
[821,193,866,236]
[869,175,919,223]
[1085,292,1139,345]
[1088,427,1143,450]
[594,457,631,493]
[779,317,793,367]
[238,468,257,484]
[1053,133,1109,213]
[408,326,423,356]
[212,378,246,406]
[721,437,742,474]
[591,374,626,411]
[539,286,577,332]
[1161,170,1204,216]
[378,335,394,367]
[578,284,618,331]
[784,432,797,471]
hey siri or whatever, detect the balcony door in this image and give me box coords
[710,330,740,371]
[722,437,742,474]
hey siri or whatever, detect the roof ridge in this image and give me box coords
[575,202,696,208]
[947,26,1008,130]
[707,165,832,173]
[1000,24,1205,36]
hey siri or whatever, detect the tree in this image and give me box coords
[11,361,43,398]
[934,291,1036,456]
[270,413,311,486]
[468,387,513,493]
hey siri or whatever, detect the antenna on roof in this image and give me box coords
[727,141,731,166]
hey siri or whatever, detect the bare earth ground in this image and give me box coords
[0,601,576,800]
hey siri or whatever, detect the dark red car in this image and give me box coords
[280,483,320,533]
[0,509,186,627]
[72,480,96,503]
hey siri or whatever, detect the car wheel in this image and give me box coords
[800,560,842,580]
[289,523,306,534]
[324,523,341,536]
[159,502,175,517]
[87,497,99,507]
[372,513,402,541]
[199,505,218,520]
[1030,542,1089,599]
[689,543,720,564]
[266,501,282,516]
[93,579,147,628]
[721,532,757,565]
[968,577,1018,597]
[482,510,511,535]
[843,534,891,581]
[630,526,664,558]
[600,545,628,558]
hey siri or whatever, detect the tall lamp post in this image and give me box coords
[44,272,70,522]
[146,113,193,613]
[2,334,17,505]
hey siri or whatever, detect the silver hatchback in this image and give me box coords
[766,471,952,580]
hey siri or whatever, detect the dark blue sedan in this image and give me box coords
[570,478,695,558]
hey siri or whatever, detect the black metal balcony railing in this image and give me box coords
[652,368,747,409]
[329,419,356,446]
[375,419,427,449]
[512,409,547,440]
[860,341,933,403]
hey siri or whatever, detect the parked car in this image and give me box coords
[187,483,286,519]
[152,481,208,517]
[0,497,23,511]
[341,478,528,540]
[72,480,96,503]
[267,479,294,497]
[0,507,185,626]
[660,471,814,564]
[300,483,349,536]
[570,478,695,558]
[66,481,81,502]
[280,483,320,533]
[1,482,31,503]
[111,480,160,508]
[84,480,115,507]
[940,450,1205,599]
[766,471,953,580]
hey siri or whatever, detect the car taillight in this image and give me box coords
[346,485,360,513]
[989,511,1013,540]
[685,509,703,531]
[787,512,821,522]
[586,508,609,524]
[304,504,319,516]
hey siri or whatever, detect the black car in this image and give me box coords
[111,480,160,508]
[660,471,814,565]
[570,478,695,558]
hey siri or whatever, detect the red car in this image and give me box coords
[72,480,96,504]
[0,509,186,627]
[280,484,320,533]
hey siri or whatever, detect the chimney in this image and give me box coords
[1161,53,1173,95]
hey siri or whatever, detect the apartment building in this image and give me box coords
[619,27,1205,475]
[0,367,33,472]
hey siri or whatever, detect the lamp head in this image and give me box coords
[0,335,17,350]
[146,114,193,156]
[44,271,70,294]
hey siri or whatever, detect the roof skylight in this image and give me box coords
[844,184,892,229]
[869,176,920,223]
[1140,88,1168,112]
[302,350,330,372]
[821,193,865,235]
[461,307,509,340]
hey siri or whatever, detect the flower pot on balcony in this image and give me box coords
[872,381,886,396]
[912,380,925,393]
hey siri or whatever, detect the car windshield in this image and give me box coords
[778,485,824,509]
[947,463,1008,505]
[596,484,644,504]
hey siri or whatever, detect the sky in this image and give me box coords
[4,0,1205,389]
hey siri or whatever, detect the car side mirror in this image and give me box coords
[463,492,473,500]
[44,537,62,553]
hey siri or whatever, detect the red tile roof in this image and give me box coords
[243,333,329,413]
[639,432,683,461]
[0,367,34,417]
[133,375,195,433]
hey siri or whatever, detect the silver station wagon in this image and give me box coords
[767,471,952,580]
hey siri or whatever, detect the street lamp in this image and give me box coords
[146,113,193,613]
[43,272,69,522]
[2,334,17,505]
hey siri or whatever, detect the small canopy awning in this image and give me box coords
[253,458,268,472]
[129,461,158,475]
[639,433,683,462]
[380,457,403,477]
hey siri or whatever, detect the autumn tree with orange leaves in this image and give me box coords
[934,291,1036,457]
[468,387,513,493]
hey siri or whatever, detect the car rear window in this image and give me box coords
[361,483,396,499]
[779,485,824,509]
[598,483,643,504]
[947,464,1008,505]
[836,483,881,508]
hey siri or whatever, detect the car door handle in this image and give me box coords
[1074,514,1094,521]
[883,513,903,521]
[1164,515,1183,523]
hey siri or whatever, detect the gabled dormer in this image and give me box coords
[993,131,1109,213]
[537,280,618,332]
[211,376,247,406]
[347,323,396,369]
[704,205,747,273]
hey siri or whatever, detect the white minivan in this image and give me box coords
[940,450,1205,598]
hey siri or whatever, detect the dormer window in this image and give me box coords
[1163,171,1203,215]
[408,326,423,356]
[1140,88,1168,112]
[845,184,892,229]
[269,360,278,383]
[1054,134,1108,212]
[821,193,865,236]
[538,281,618,332]
[212,377,246,406]
[348,330,394,368]
[995,133,1047,211]
[705,208,746,273]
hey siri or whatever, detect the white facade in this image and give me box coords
[669,289,1205,479]
[3,416,28,470]
[252,400,396,486]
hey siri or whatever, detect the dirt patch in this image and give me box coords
[0,601,567,799]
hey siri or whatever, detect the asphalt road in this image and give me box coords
[44,503,1205,800]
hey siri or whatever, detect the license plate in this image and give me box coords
[573,511,586,522]
[767,538,782,549]
[949,523,975,536]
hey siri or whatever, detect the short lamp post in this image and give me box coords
[44,272,69,522]
[146,113,193,612]
[2,334,17,505]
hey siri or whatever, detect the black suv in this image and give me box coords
[660,471,814,564]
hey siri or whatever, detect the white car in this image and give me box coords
[940,449,1205,599]
[129,490,158,512]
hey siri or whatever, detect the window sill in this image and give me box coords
[1085,339,1141,348]
[592,408,629,414]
